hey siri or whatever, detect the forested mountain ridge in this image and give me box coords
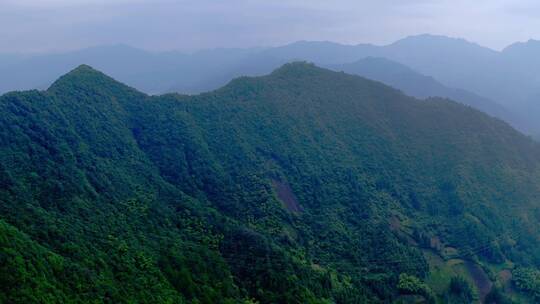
[327,57,530,133]
[1,63,539,303]
[4,35,539,136]
[260,36,540,134]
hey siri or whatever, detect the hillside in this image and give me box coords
[328,57,529,133]
[261,36,540,134]
[1,63,539,303]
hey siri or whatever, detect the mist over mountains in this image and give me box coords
[1,34,540,137]
[0,45,263,94]
[328,58,527,133]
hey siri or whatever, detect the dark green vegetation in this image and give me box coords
[328,58,528,133]
[512,268,540,301]
[0,63,539,303]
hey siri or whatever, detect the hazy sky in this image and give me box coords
[2,0,540,53]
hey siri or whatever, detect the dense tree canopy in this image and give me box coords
[0,63,538,303]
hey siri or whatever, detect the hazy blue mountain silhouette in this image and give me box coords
[0,45,262,94]
[328,57,529,133]
[2,35,540,134]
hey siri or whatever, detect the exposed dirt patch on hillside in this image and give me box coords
[389,216,401,231]
[465,261,492,302]
[271,179,302,213]
[499,269,512,283]
[430,236,443,251]
[499,269,516,294]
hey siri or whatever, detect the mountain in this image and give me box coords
[1,63,539,303]
[0,36,504,98]
[236,35,540,135]
[2,35,540,136]
[379,34,499,90]
[376,36,540,130]
[0,45,262,94]
[257,40,377,64]
[329,57,530,133]
[249,36,503,110]
[174,47,528,134]
[499,40,540,121]
[372,35,540,134]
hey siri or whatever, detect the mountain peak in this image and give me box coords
[395,33,466,43]
[70,64,98,74]
[270,61,322,77]
[391,34,494,52]
[51,64,109,82]
[47,64,138,96]
[503,39,540,54]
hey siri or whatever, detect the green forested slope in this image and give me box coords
[0,63,538,303]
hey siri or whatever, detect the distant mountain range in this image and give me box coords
[1,34,540,135]
[328,58,530,133]
[255,35,540,134]
[0,45,263,94]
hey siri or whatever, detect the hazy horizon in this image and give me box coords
[3,0,540,53]
[3,33,539,56]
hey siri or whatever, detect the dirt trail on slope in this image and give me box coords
[271,179,302,213]
[465,261,492,302]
